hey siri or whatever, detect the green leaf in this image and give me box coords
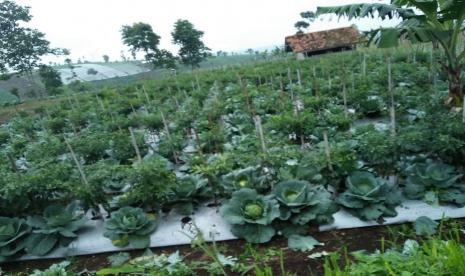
[107,252,130,267]
[414,216,438,236]
[128,235,150,249]
[25,233,58,256]
[376,29,400,48]
[288,235,321,252]
[230,224,275,243]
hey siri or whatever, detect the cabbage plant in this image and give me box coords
[337,171,402,221]
[273,180,339,225]
[167,174,211,215]
[404,162,465,206]
[103,207,158,249]
[219,188,280,243]
[0,217,31,262]
[25,201,87,256]
[221,167,269,194]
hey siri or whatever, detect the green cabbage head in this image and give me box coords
[337,171,401,221]
[220,188,280,243]
[104,207,157,249]
[404,162,465,206]
[273,180,339,225]
[25,201,87,256]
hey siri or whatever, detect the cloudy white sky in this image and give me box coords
[14,0,399,63]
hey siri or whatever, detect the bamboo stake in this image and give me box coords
[287,67,294,100]
[142,85,151,109]
[253,115,267,154]
[297,69,302,88]
[192,128,204,157]
[388,57,396,137]
[462,96,465,123]
[128,127,142,162]
[362,53,367,77]
[160,111,179,163]
[195,75,201,91]
[323,130,333,172]
[64,136,89,185]
[342,83,348,119]
[238,75,254,116]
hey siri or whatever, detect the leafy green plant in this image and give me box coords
[403,161,465,206]
[324,238,465,276]
[337,171,402,221]
[273,180,338,225]
[97,251,194,276]
[103,207,158,249]
[25,202,87,256]
[0,217,31,262]
[220,188,280,243]
[122,157,176,211]
[166,174,211,215]
[221,166,269,194]
[30,261,75,276]
[414,216,438,236]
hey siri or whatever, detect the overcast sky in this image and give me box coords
[14,0,399,63]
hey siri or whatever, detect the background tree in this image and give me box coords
[121,22,160,59]
[0,0,65,77]
[146,49,177,69]
[294,11,315,33]
[102,55,110,63]
[38,65,62,95]
[121,22,176,69]
[171,19,211,69]
[317,1,465,106]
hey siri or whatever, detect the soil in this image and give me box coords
[1,225,389,276]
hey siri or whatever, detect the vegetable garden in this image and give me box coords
[1,46,465,274]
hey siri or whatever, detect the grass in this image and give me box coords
[324,219,465,276]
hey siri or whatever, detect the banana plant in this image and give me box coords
[317,0,465,106]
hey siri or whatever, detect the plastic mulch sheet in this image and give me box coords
[13,200,465,261]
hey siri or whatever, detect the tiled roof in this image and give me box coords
[285,26,361,53]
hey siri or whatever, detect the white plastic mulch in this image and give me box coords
[15,200,465,261]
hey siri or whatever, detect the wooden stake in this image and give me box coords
[323,130,334,172]
[342,83,348,119]
[142,85,151,109]
[238,75,254,116]
[128,127,142,162]
[462,96,465,124]
[64,136,89,186]
[362,53,367,77]
[388,57,396,137]
[253,115,267,154]
[160,111,179,163]
[287,67,294,99]
[297,69,302,87]
[195,75,201,91]
[192,128,204,157]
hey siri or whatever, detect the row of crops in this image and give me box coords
[1,48,465,261]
